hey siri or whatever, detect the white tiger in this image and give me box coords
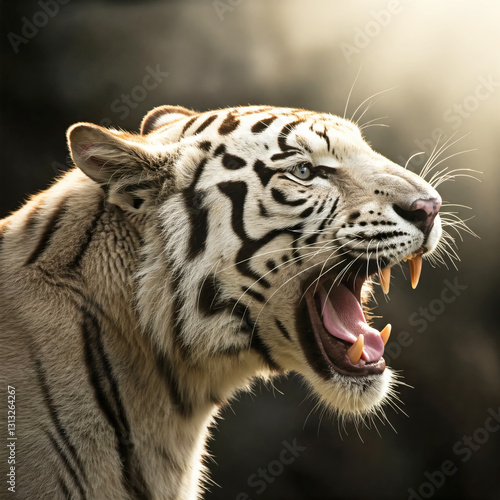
[0,105,442,499]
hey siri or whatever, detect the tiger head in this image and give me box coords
[68,105,442,419]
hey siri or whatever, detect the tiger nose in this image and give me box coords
[393,197,442,235]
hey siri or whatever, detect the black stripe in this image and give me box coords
[251,116,277,133]
[271,188,307,206]
[299,206,314,218]
[228,299,257,335]
[199,140,212,152]
[266,260,278,273]
[168,267,193,364]
[154,349,192,417]
[33,357,88,488]
[217,181,249,241]
[218,113,240,135]
[25,199,67,265]
[58,474,73,500]
[250,331,281,371]
[214,144,226,157]
[270,150,300,162]
[253,159,274,187]
[24,201,43,233]
[46,432,86,499]
[188,202,209,259]
[217,181,303,289]
[188,158,208,191]
[314,129,331,151]
[181,115,198,135]
[158,255,191,366]
[277,120,302,153]
[69,198,104,269]
[184,159,209,260]
[217,181,270,288]
[194,114,217,134]
[141,106,196,135]
[258,200,269,218]
[328,197,340,217]
[82,311,151,499]
[291,225,303,262]
[316,198,327,215]
[305,197,338,245]
[296,300,332,381]
[275,318,291,341]
[198,275,231,316]
[241,286,265,303]
[222,153,246,170]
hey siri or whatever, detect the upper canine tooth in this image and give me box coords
[408,255,423,289]
[347,334,364,364]
[380,324,392,345]
[379,267,391,295]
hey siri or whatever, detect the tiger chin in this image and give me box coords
[0,105,442,499]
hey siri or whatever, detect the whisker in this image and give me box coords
[350,86,397,124]
[404,151,426,170]
[344,63,363,120]
[420,130,467,180]
[358,116,388,131]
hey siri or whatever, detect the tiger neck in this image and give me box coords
[64,178,261,491]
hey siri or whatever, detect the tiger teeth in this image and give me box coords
[347,334,364,364]
[379,267,391,295]
[380,324,391,345]
[408,254,423,289]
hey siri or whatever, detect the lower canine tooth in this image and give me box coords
[408,255,423,289]
[347,334,364,364]
[379,267,391,295]
[380,324,392,345]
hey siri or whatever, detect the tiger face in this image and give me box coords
[69,105,442,418]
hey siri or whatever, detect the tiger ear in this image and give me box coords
[67,122,163,212]
[140,105,198,135]
[68,122,153,185]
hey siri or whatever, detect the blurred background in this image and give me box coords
[1,1,499,498]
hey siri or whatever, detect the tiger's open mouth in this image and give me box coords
[300,253,423,378]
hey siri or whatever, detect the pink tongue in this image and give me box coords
[318,284,384,363]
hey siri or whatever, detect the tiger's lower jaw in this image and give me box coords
[293,272,393,416]
[304,368,394,417]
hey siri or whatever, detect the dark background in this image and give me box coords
[1,1,499,499]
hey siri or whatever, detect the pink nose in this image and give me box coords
[393,197,441,235]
